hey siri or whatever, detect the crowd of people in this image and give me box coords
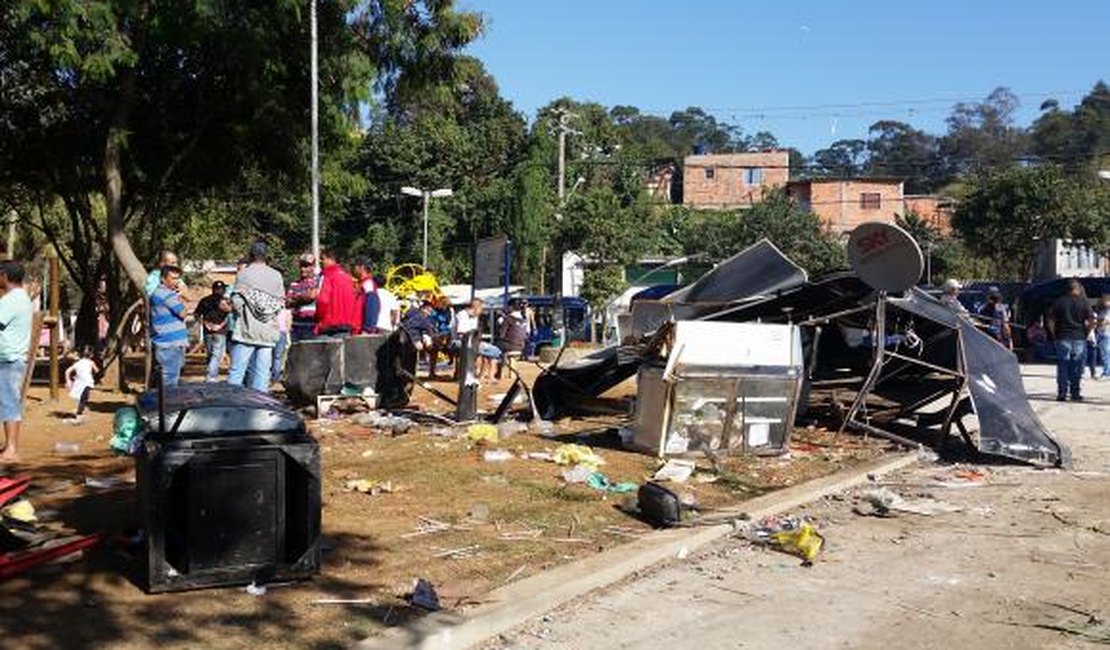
[941,277,1110,402]
[147,242,537,392]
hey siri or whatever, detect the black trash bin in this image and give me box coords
[135,383,321,593]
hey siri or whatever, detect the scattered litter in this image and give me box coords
[950,468,986,482]
[585,472,638,494]
[528,419,554,436]
[498,522,543,540]
[401,516,469,538]
[409,578,441,611]
[676,546,689,560]
[561,465,593,484]
[2,499,36,523]
[855,488,963,517]
[738,515,823,564]
[245,582,267,596]
[312,598,376,605]
[552,444,605,469]
[497,421,527,440]
[360,449,375,458]
[617,426,635,446]
[354,412,415,435]
[603,525,645,539]
[503,564,528,583]
[466,423,499,444]
[769,522,824,564]
[432,545,480,559]
[653,459,696,484]
[345,479,394,495]
[52,442,80,455]
[482,449,513,463]
[83,477,134,490]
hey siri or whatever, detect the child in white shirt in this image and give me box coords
[65,346,99,424]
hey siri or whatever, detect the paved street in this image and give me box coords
[490,365,1110,650]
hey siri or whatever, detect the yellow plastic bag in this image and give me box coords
[466,424,499,444]
[770,522,824,563]
[2,499,37,523]
[552,443,605,470]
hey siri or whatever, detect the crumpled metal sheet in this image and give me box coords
[957,319,1070,467]
[663,239,808,305]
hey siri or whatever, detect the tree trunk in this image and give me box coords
[105,131,148,291]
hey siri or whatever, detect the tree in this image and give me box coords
[1,0,481,345]
[1031,81,1110,173]
[866,120,944,193]
[342,56,526,281]
[941,87,1029,174]
[811,139,868,177]
[668,107,744,154]
[556,186,658,307]
[670,190,845,274]
[951,165,1110,280]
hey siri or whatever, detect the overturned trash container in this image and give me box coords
[631,321,803,457]
[135,383,321,593]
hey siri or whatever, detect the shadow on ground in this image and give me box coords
[1,454,394,650]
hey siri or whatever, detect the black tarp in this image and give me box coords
[957,318,1070,466]
[663,239,808,305]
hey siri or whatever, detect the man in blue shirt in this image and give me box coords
[149,265,189,387]
[0,260,33,462]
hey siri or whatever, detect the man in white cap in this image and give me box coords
[940,278,968,314]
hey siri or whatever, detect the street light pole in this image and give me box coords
[402,186,453,269]
[421,192,430,269]
[310,0,320,263]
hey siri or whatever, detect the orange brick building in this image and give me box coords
[682,151,789,209]
[786,177,908,235]
[903,194,955,235]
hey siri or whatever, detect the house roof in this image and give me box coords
[787,176,904,186]
[683,151,789,167]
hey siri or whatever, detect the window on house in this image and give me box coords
[744,168,764,185]
[705,167,715,180]
[860,192,881,210]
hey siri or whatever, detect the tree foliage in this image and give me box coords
[670,191,845,275]
[952,165,1110,280]
[0,0,480,346]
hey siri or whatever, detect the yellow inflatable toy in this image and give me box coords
[385,264,443,308]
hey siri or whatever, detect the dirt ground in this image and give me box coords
[0,355,888,649]
[487,365,1110,650]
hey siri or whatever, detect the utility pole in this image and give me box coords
[554,108,578,201]
[548,108,578,293]
[310,0,320,264]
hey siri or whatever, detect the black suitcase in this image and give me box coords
[637,482,683,528]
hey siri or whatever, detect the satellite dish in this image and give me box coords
[847,222,924,293]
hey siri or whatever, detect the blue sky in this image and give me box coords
[462,0,1109,154]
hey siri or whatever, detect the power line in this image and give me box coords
[634,88,1092,117]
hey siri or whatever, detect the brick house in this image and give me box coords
[682,151,789,209]
[786,177,907,235]
[903,194,955,234]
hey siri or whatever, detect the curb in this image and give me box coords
[356,452,920,650]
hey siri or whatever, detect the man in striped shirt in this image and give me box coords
[149,265,188,387]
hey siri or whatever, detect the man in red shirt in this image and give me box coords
[314,249,359,337]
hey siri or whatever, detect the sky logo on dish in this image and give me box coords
[856,230,891,255]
